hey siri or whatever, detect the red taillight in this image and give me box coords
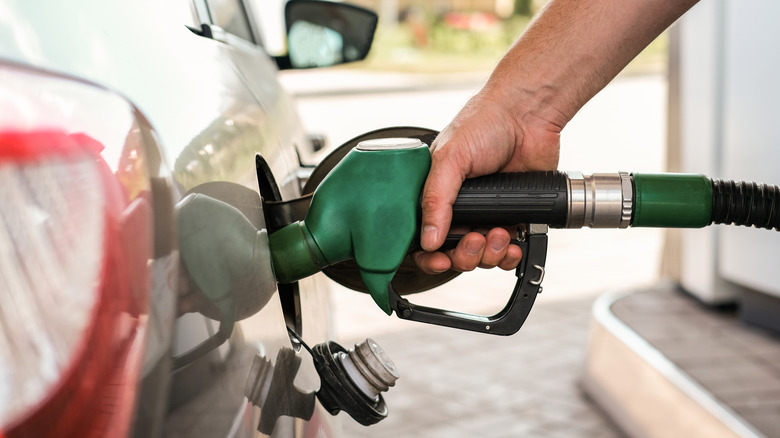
[1,65,154,438]
[0,131,105,424]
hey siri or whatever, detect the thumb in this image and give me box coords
[419,158,464,251]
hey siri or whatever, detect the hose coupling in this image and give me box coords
[566,172,633,229]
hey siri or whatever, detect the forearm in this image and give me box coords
[486,0,699,129]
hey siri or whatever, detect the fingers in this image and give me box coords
[449,232,487,271]
[413,229,523,274]
[449,229,521,272]
[412,250,452,274]
[479,228,512,268]
[419,154,465,252]
[498,243,523,270]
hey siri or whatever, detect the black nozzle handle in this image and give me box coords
[451,171,569,228]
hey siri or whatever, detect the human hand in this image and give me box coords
[411,0,697,275]
[415,88,562,274]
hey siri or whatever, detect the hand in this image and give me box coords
[411,0,696,275]
[415,87,561,274]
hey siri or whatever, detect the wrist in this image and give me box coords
[481,50,575,134]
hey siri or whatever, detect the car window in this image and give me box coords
[206,0,255,43]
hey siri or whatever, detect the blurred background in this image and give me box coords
[279,1,780,437]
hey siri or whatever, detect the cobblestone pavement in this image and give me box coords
[334,289,623,438]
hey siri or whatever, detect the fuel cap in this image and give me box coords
[338,339,399,401]
[312,338,399,425]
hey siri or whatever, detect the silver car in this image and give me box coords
[0,0,378,437]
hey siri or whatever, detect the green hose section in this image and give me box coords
[632,173,712,228]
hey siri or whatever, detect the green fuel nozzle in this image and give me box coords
[268,136,779,333]
[269,138,431,314]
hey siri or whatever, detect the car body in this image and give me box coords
[0,0,376,437]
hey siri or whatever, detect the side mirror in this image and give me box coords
[276,0,377,70]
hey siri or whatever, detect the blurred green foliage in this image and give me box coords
[428,15,530,56]
[356,15,530,73]
[352,10,667,76]
[515,0,533,16]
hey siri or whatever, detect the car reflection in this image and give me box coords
[246,348,316,435]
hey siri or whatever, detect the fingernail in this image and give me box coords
[422,225,438,250]
[465,239,482,256]
[490,235,509,252]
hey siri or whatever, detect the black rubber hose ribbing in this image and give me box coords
[711,179,780,231]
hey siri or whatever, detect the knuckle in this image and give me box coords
[450,254,478,272]
[419,192,442,213]
[453,263,476,272]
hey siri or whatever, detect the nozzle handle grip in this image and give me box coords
[452,171,569,228]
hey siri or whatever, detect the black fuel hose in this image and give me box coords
[711,179,780,231]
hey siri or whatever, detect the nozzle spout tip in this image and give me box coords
[360,270,395,315]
